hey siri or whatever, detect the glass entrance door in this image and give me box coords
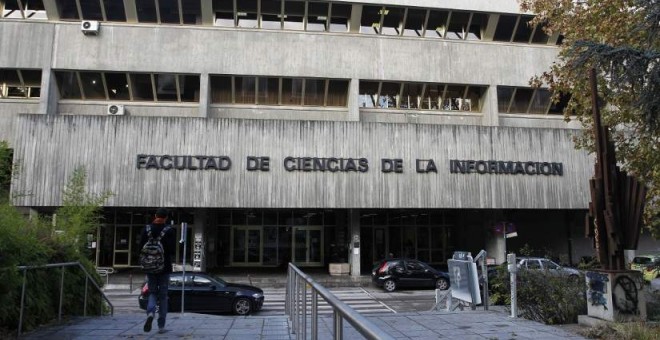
[292,226,323,266]
[231,226,262,265]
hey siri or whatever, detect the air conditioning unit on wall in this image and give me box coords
[81,20,100,35]
[107,104,125,116]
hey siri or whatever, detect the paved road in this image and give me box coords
[105,286,441,316]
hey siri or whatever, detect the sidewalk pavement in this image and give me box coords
[23,309,587,339]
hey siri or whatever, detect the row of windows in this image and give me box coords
[359,81,486,112]
[497,87,568,115]
[55,71,200,102]
[0,69,41,99]
[4,69,568,115]
[210,76,348,107]
[1,1,557,45]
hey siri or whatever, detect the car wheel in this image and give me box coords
[233,298,252,315]
[383,279,397,292]
[436,278,449,290]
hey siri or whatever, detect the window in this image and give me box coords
[181,0,201,24]
[328,3,351,32]
[442,85,466,111]
[421,84,443,109]
[361,81,486,112]
[498,86,567,115]
[381,7,405,36]
[360,6,382,34]
[2,0,46,19]
[446,11,470,40]
[307,2,329,32]
[105,73,130,101]
[136,0,158,23]
[210,75,232,103]
[1,69,41,99]
[257,77,279,105]
[236,0,258,28]
[493,15,517,42]
[403,8,426,37]
[59,0,80,20]
[326,80,348,107]
[303,79,325,106]
[80,0,104,20]
[466,13,487,40]
[214,0,235,27]
[193,276,213,287]
[261,0,282,30]
[513,16,534,43]
[283,0,305,31]
[424,10,449,38]
[130,73,154,101]
[379,82,400,108]
[282,78,303,105]
[400,83,423,109]
[56,71,82,99]
[235,76,256,104]
[542,260,559,270]
[526,260,541,269]
[79,72,106,100]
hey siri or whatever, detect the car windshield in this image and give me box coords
[634,257,653,264]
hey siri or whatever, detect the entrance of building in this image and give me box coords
[292,226,324,266]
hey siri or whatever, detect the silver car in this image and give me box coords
[517,257,581,278]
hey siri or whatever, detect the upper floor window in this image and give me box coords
[493,15,551,45]
[0,69,41,99]
[359,81,486,113]
[55,71,200,102]
[210,75,348,107]
[2,0,47,20]
[497,86,569,115]
[58,0,127,22]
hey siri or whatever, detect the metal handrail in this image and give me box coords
[16,261,114,336]
[285,263,394,340]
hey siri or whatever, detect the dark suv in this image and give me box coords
[372,258,450,292]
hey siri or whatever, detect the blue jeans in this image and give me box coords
[146,273,170,329]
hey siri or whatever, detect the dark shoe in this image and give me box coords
[143,313,154,332]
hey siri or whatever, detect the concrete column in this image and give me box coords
[481,83,499,126]
[192,209,207,272]
[347,78,360,121]
[42,0,60,20]
[348,209,361,277]
[40,69,59,115]
[482,14,499,42]
[123,0,138,23]
[200,0,214,25]
[348,5,362,33]
[199,73,210,118]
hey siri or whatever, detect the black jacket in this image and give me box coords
[139,223,177,274]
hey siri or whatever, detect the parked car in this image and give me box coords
[138,272,264,315]
[630,253,660,282]
[516,257,581,278]
[372,258,450,292]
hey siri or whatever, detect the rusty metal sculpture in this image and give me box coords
[586,68,648,270]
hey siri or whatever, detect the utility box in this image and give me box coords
[329,263,350,276]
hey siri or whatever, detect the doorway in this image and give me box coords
[292,226,323,266]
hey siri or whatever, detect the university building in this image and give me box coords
[2,0,655,274]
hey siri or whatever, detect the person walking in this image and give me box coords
[140,208,176,333]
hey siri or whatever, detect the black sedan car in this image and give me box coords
[372,258,450,292]
[138,272,264,315]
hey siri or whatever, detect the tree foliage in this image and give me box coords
[519,0,660,237]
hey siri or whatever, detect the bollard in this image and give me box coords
[507,253,517,318]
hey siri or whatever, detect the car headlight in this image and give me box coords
[252,292,263,299]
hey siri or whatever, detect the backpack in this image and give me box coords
[139,225,170,274]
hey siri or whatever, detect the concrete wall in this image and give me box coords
[12,115,592,209]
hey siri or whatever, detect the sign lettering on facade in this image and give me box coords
[136,154,564,176]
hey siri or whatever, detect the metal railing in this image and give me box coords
[285,263,394,340]
[17,261,114,337]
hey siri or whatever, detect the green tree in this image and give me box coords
[55,166,113,256]
[519,0,660,237]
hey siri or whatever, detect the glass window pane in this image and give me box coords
[513,16,533,43]
[159,0,180,24]
[303,78,324,106]
[493,15,517,42]
[379,82,400,108]
[105,0,127,21]
[79,72,106,100]
[261,0,281,30]
[497,87,514,112]
[214,0,234,26]
[425,10,448,38]
[136,0,158,23]
[179,75,199,102]
[257,77,279,105]
[467,13,488,40]
[181,0,201,24]
[529,89,551,114]
[155,74,178,101]
[442,85,465,111]
[328,3,350,32]
[283,0,304,31]
[79,0,103,20]
[326,79,348,107]
[381,7,405,36]
[403,9,426,37]
[531,22,550,44]
[23,0,47,20]
[358,81,378,108]
[130,73,154,101]
[55,71,82,99]
[105,73,130,101]
[464,86,486,112]
[59,0,80,20]
[549,92,570,115]
[400,83,423,109]
[235,76,256,104]
[511,88,534,113]
[307,2,328,32]
[210,75,232,103]
[360,6,381,34]
[21,69,42,87]
[421,84,442,110]
[446,11,470,40]
[236,0,258,28]
[282,78,302,105]
[1,69,20,85]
